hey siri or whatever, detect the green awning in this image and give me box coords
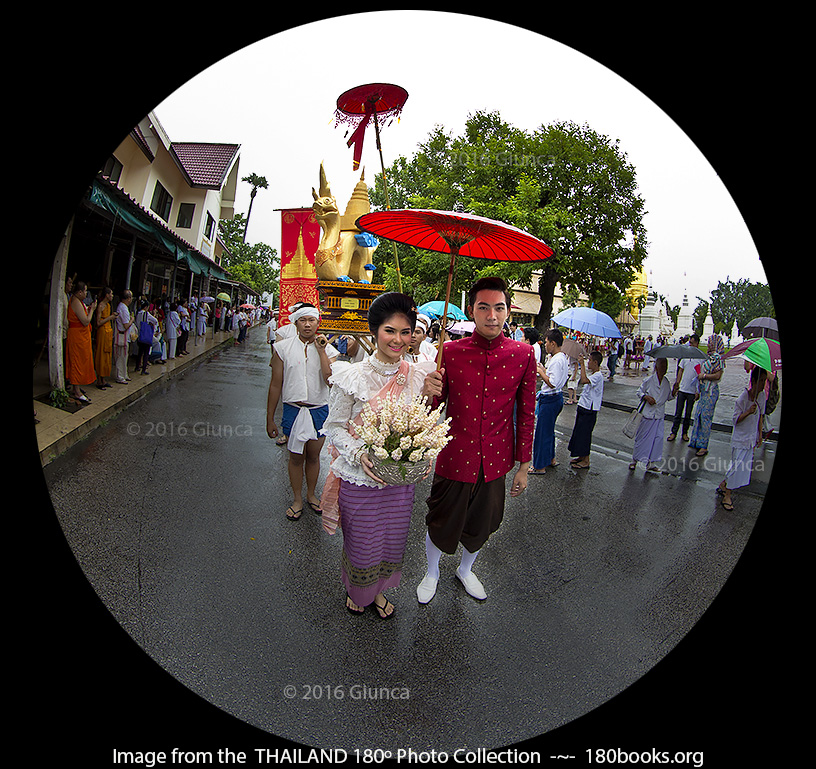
[88,179,231,280]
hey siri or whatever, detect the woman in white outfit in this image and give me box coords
[629,357,675,472]
[717,365,767,510]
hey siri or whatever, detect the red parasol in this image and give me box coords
[355,208,555,367]
[335,83,408,171]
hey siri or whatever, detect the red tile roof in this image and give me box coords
[170,142,240,188]
[130,124,155,161]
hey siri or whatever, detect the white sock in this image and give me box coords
[425,532,443,579]
[459,546,480,575]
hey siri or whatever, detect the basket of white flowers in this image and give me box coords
[356,394,452,485]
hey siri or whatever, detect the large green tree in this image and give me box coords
[709,277,774,335]
[369,111,648,329]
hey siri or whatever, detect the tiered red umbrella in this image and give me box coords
[335,83,408,171]
[335,83,409,290]
[355,208,555,367]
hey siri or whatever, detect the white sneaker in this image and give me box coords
[416,573,439,604]
[456,567,487,600]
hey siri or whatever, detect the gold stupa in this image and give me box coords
[340,168,370,232]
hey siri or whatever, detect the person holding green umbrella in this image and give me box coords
[723,337,782,373]
[215,292,231,334]
[723,335,782,440]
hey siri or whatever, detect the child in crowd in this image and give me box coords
[568,351,604,469]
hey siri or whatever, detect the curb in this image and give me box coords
[37,334,238,466]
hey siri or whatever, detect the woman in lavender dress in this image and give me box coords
[321,293,435,618]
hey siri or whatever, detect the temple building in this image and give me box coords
[637,283,661,341]
[675,283,694,339]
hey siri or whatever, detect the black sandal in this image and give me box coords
[285,505,302,521]
[372,595,394,619]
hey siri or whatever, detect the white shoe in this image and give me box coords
[416,573,439,604]
[456,567,487,600]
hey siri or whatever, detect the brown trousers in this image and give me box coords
[425,467,506,554]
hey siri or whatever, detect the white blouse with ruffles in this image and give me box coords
[322,354,436,488]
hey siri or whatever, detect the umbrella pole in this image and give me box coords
[435,248,458,370]
[372,108,402,292]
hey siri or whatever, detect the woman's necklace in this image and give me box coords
[366,352,402,376]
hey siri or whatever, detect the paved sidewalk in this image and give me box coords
[33,326,263,465]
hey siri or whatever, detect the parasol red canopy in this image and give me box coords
[335,83,408,170]
[356,208,554,368]
[355,209,555,262]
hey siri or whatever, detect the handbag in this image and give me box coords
[137,311,154,345]
[622,397,646,438]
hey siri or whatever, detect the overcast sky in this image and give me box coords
[151,11,767,310]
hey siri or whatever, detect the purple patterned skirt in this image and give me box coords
[339,479,415,607]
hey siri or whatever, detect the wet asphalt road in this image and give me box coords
[38,330,779,758]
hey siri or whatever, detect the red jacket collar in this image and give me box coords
[470,330,508,350]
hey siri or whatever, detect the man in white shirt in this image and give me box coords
[622,335,633,372]
[641,335,653,372]
[113,290,134,383]
[532,328,569,473]
[668,333,700,442]
[266,304,339,520]
[265,313,277,351]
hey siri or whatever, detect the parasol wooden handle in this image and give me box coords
[435,330,445,369]
[435,248,458,370]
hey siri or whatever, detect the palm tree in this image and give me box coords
[241,173,268,242]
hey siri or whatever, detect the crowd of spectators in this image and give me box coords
[61,275,268,402]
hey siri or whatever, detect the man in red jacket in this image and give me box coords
[419,277,536,603]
